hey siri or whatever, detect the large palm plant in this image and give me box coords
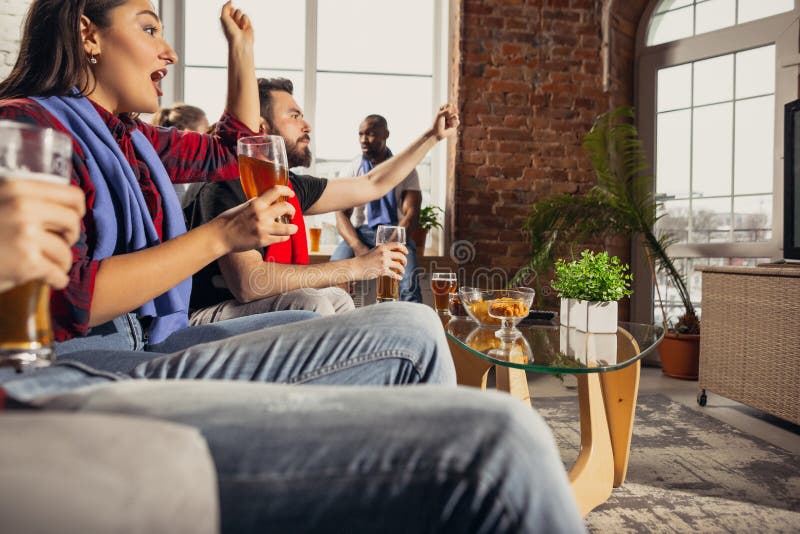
[511,107,698,333]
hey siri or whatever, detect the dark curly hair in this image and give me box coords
[0,0,127,100]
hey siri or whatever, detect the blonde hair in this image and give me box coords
[152,103,208,132]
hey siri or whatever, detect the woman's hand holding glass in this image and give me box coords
[213,185,298,253]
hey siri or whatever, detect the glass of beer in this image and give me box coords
[431,271,457,315]
[375,225,406,302]
[237,134,291,224]
[308,227,322,252]
[0,121,73,370]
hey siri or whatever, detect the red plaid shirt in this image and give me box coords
[0,98,257,341]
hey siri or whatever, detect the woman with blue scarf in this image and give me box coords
[0,0,453,383]
[0,1,585,532]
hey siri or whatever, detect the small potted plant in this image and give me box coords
[412,204,444,255]
[551,250,633,333]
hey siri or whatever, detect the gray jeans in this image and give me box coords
[190,287,355,324]
[11,380,584,533]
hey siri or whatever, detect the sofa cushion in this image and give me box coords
[0,412,218,534]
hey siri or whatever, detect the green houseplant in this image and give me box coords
[551,250,632,333]
[412,204,444,255]
[511,107,699,377]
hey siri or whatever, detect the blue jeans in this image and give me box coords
[3,380,584,533]
[2,303,455,395]
[0,301,584,533]
[331,225,422,303]
[55,310,317,369]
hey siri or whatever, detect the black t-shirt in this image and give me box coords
[181,172,328,309]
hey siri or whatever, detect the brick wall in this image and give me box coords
[453,0,648,293]
[0,0,29,79]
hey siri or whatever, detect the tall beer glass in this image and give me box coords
[237,134,291,224]
[0,121,72,370]
[375,225,406,302]
[431,271,457,315]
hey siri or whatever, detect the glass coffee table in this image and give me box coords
[445,317,664,516]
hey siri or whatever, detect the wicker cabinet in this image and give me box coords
[697,265,800,425]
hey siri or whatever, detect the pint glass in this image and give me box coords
[431,271,457,314]
[375,225,406,302]
[308,227,322,252]
[237,135,291,224]
[0,121,72,369]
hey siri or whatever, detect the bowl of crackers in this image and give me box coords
[459,287,535,328]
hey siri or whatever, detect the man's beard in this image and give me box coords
[285,135,312,168]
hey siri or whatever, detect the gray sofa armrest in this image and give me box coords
[0,412,218,534]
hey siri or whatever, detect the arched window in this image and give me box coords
[634,0,799,324]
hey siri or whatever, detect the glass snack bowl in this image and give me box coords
[459,287,536,330]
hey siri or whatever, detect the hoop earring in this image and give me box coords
[89,53,97,65]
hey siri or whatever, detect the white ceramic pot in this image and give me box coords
[585,332,618,364]
[560,327,618,364]
[572,300,618,333]
[559,298,574,327]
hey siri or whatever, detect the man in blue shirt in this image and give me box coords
[332,114,423,302]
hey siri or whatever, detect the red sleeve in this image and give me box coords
[140,110,260,184]
[0,98,100,340]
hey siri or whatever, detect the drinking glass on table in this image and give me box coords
[236,134,291,224]
[375,225,406,302]
[0,121,72,370]
[431,271,457,315]
[308,227,322,252]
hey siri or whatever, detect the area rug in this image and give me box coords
[533,394,800,533]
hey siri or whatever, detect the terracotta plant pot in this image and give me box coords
[411,228,428,257]
[658,332,700,380]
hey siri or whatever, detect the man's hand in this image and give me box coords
[0,180,85,292]
[352,242,408,281]
[432,103,460,141]
[220,1,254,47]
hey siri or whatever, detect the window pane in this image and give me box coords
[185,67,304,123]
[647,6,694,46]
[657,110,692,198]
[695,0,736,35]
[736,46,775,99]
[734,195,772,242]
[657,199,690,244]
[657,64,692,112]
[691,197,732,243]
[693,54,733,106]
[317,0,433,75]
[184,0,305,70]
[692,103,733,197]
[734,96,774,195]
[183,68,226,122]
[654,257,697,325]
[315,73,432,160]
[738,0,794,24]
[656,0,693,13]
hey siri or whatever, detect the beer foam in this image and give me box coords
[0,167,69,185]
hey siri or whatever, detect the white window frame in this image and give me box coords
[159,0,451,255]
[632,0,800,322]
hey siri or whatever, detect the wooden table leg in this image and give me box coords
[495,364,532,404]
[447,337,491,390]
[569,372,614,517]
[599,360,640,487]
